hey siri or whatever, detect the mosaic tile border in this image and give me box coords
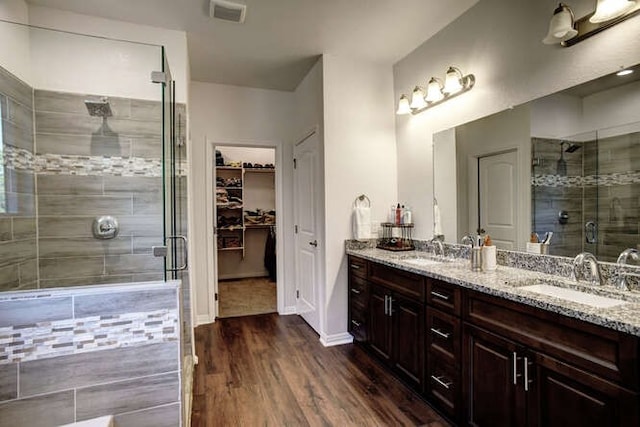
[532,171,640,187]
[3,146,188,177]
[0,309,178,364]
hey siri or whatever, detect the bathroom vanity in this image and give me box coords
[346,248,640,427]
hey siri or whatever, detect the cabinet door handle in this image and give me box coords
[524,356,532,392]
[431,375,452,389]
[430,327,450,339]
[513,352,519,385]
[388,296,394,317]
[431,291,450,301]
[350,264,361,269]
[351,319,361,327]
[350,288,361,294]
[383,295,388,315]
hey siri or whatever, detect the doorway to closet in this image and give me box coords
[213,146,277,318]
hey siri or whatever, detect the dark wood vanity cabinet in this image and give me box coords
[347,255,640,426]
[463,290,640,427]
[368,278,425,390]
[425,280,463,422]
[347,256,369,343]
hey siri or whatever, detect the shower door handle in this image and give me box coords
[166,235,188,271]
[585,221,598,244]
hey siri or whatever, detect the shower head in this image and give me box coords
[564,143,581,153]
[84,97,112,118]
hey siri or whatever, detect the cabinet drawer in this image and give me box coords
[348,256,368,279]
[427,354,460,421]
[426,307,461,364]
[368,262,425,302]
[427,279,461,315]
[349,309,368,343]
[465,290,640,390]
[349,275,369,309]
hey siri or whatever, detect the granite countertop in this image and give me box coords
[346,247,640,337]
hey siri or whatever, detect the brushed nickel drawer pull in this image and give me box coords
[513,352,518,385]
[350,288,361,294]
[350,264,361,269]
[431,375,452,389]
[431,291,450,301]
[351,320,362,327]
[430,327,450,339]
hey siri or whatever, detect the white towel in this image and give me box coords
[353,206,371,240]
[434,201,443,237]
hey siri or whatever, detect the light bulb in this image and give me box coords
[396,95,411,115]
[410,86,427,109]
[589,0,636,23]
[443,67,463,94]
[425,78,444,103]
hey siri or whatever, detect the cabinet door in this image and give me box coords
[392,293,424,389]
[369,285,392,363]
[531,353,639,427]
[464,325,525,427]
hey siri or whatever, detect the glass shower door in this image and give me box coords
[161,48,187,280]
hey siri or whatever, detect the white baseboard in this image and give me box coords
[320,332,353,347]
[218,272,269,280]
[279,305,297,315]
[196,314,213,326]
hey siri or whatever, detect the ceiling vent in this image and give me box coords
[209,0,247,24]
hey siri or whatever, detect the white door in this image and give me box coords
[478,151,518,250]
[293,131,321,333]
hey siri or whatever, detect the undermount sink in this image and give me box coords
[402,258,442,267]
[520,283,628,309]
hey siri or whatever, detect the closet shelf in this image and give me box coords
[218,247,244,251]
[217,186,243,190]
[217,166,242,170]
[245,224,274,229]
[217,204,243,209]
[244,168,275,173]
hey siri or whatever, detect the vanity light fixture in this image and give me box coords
[425,78,445,102]
[542,3,578,44]
[590,0,636,23]
[410,86,427,109]
[544,0,640,47]
[396,67,475,115]
[396,95,412,115]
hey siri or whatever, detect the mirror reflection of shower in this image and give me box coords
[556,141,582,176]
[85,96,121,156]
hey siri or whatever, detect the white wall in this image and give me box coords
[393,0,640,240]
[0,0,31,84]
[27,6,188,103]
[189,81,295,323]
[321,55,397,342]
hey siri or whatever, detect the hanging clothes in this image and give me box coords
[264,226,276,281]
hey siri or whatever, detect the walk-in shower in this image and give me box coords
[0,17,190,426]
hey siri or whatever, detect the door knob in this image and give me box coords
[309,240,318,247]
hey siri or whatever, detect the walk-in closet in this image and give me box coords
[213,146,277,317]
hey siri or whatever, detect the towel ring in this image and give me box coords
[354,194,371,208]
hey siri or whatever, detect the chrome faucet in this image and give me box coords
[572,252,603,286]
[430,238,445,258]
[616,248,640,290]
[461,234,474,247]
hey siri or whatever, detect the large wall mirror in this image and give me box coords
[434,63,640,262]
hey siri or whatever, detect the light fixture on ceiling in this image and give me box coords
[544,0,640,46]
[396,67,475,115]
[542,3,578,44]
[589,0,636,23]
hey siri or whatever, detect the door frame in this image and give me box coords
[205,138,286,322]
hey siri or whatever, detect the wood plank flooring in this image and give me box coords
[191,313,450,427]
[218,277,277,318]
